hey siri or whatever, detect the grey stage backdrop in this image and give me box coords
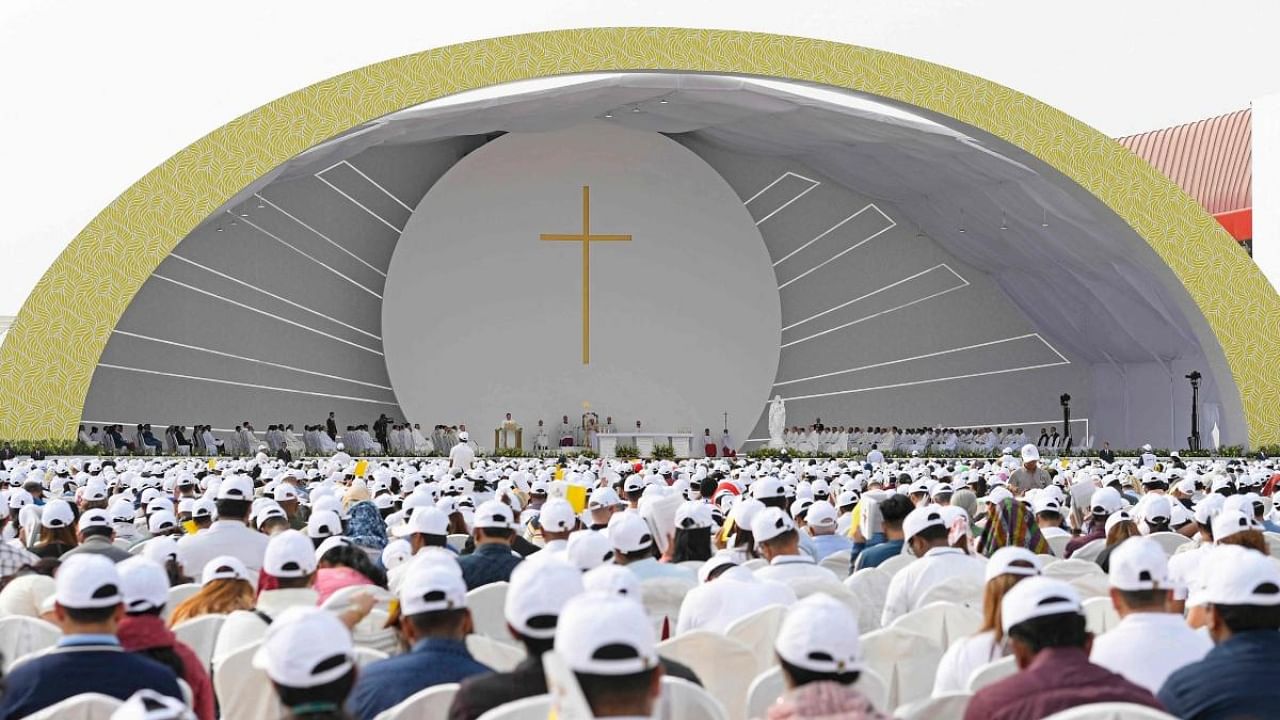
[81,121,1223,449]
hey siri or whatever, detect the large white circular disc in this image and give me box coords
[383,121,780,445]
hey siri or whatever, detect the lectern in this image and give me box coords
[494,426,522,451]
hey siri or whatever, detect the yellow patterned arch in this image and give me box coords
[2,28,1278,444]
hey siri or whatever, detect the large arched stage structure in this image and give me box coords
[2,28,1278,448]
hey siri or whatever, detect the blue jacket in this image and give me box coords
[855,538,904,570]
[458,543,523,590]
[0,638,184,719]
[1158,630,1280,720]
[348,637,492,720]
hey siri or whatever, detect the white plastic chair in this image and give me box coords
[467,633,527,672]
[745,665,889,718]
[1043,558,1105,581]
[172,613,226,675]
[213,640,281,720]
[819,550,853,578]
[916,576,985,611]
[164,583,201,620]
[447,533,471,552]
[466,581,512,644]
[1041,702,1179,720]
[660,676,726,720]
[1068,572,1112,599]
[844,567,892,632]
[966,655,1017,692]
[893,691,972,720]
[657,630,756,720]
[1046,534,1071,558]
[890,602,982,650]
[371,682,459,720]
[1071,539,1107,563]
[355,646,390,666]
[859,625,943,709]
[1083,596,1121,634]
[1265,532,1280,560]
[640,577,694,639]
[0,616,61,672]
[476,694,553,720]
[877,553,914,578]
[25,692,122,720]
[722,603,786,674]
[1147,532,1190,555]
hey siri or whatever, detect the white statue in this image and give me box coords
[768,395,786,450]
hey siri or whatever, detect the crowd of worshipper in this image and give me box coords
[1,441,1279,720]
[779,424,1076,456]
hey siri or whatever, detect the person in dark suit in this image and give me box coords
[0,442,15,461]
[326,411,338,441]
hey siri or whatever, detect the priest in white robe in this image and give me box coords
[534,420,550,451]
[411,424,432,453]
[557,415,576,447]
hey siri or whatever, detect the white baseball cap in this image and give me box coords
[1195,545,1280,606]
[191,498,217,520]
[112,689,193,720]
[1141,495,1172,523]
[587,486,622,511]
[752,477,786,501]
[1020,444,1040,463]
[751,507,797,546]
[566,529,615,571]
[272,484,299,502]
[1001,576,1082,632]
[1031,494,1062,515]
[381,539,413,571]
[583,563,641,598]
[141,536,181,568]
[674,501,714,530]
[215,476,254,501]
[775,593,863,673]
[392,506,449,538]
[55,554,124,609]
[1090,487,1124,515]
[697,552,739,583]
[805,501,838,530]
[41,499,75,529]
[118,556,171,613]
[254,503,286,529]
[985,547,1043,582]
[265,529,318,578]
[1108,536,1169,591]
[903,504,947,542]
[78,508,112,532]
[400,563,468,616]
[252,607,355,688]
[458,431,469,442]
[555,593,659,675]
[1212,509,1258,542]
[1104,510,1134,536]
[306,509,343,539]
[610,512,655,554]
[148,510,178,534]
[539,499,577,533]
[505,559,584,639]
[201,555,252,585]
[474,500,516,530]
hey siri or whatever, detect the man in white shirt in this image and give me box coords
[610,513,695,583]
[881,504,986,626]
[677,554,796,634]
[1090,536,1212,693]
[213,529,320,665]
[525,499,576,564]
[449,432,476,472]
[175,476,269,579]
[1033,494,1070,540]
[866,444,885,466]
[752,507,840,586]
[806,501,853,560]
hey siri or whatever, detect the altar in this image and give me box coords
[598,432,696,459]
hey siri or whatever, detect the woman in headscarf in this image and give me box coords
[975,497,1049,557]
[344,501,388,553]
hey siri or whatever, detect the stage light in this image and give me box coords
[603,112,613,119]
[1000,211,1008,231]
[215,226,223,232]
[958,209,966,233]
[1041,208,1050,228]
[658,98,669,104]
[632,106,642,113]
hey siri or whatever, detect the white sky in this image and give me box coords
[1,0,1276,316]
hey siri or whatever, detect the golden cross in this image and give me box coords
[540,185,631,364]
